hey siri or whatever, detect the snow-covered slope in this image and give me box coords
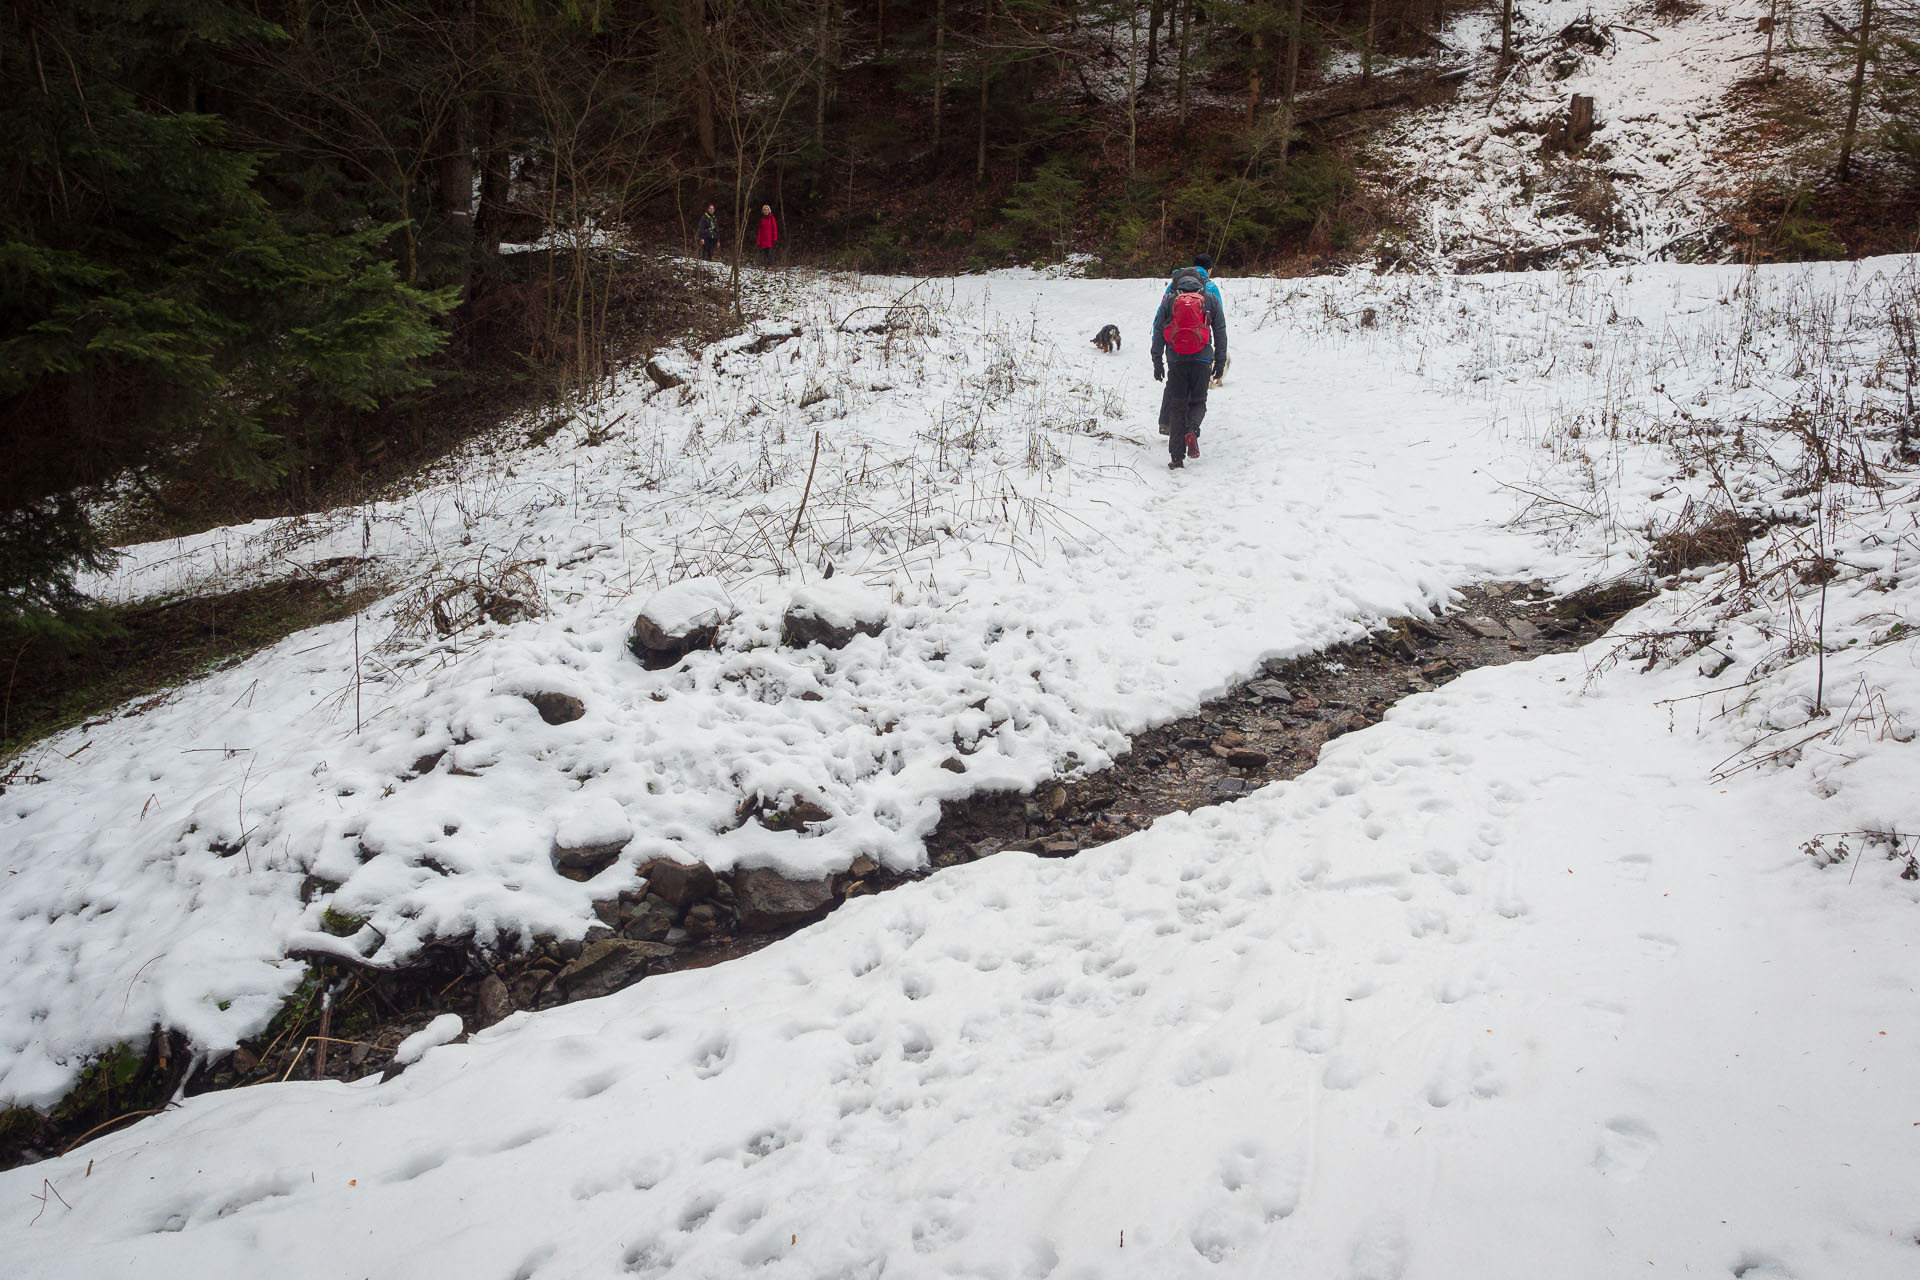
[5,535,1917,1278]
[1365,0,1770,266]
[6,255,1920,1277]
[1,270,1540,1107]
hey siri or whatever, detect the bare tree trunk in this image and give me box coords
[1762,0,1778,74]
[1500,0,1513,65]
[876,0,885,51]
[685,0,717,161]
[1128,4,1140,178]
[437,100,475,245]
[1177,0,1192,125]
[1247,32,1265,124]
[1837,0,1875,183]
[1363,0,1377,84]
[976,0,993,184]
[1279,0,1305,166]
[1148,0,1164,84]
[474,92,509,261]
[812,0,837,192]
[933,0,946,153]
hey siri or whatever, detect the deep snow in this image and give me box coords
[5,256,1920,1278]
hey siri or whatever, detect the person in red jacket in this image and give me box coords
[755,204,779,265]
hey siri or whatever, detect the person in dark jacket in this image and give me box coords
[698,205,719,260]
[1158,253,1224,436]
[1151,264,1228,470]
[755,205,779,265]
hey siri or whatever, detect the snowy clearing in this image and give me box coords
[5,256,1920,1277]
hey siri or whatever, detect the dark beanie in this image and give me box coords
[1193,252,1214,271]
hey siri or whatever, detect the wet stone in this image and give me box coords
[474,974,512,1028]
[559,939,678,1002]
[622,904,675,941]
[526,692,586,725]
[642,859,718,908]
[732,868,838,931]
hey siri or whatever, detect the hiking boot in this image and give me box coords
[1185,433,1199,459]
[1168,456,1185,470]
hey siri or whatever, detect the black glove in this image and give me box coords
[1210,361,1224,385]
[1152,362,1165,382]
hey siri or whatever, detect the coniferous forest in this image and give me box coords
[6,0,1920,633]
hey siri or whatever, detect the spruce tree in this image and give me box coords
[0,1,455,629]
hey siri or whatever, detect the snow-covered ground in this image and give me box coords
[6,258,1920,1276]
[0,269,1540,1108]
[1365,0,1775,266]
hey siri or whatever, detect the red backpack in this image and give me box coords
[1163,274,1211,355]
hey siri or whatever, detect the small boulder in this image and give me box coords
[1325,711,1369,740]
[642,858,719,908]
[732,867,838,931]
[781,580,888,650]
[474,974,513,1028]
[630,577,736,667]
[551,798,633,880]
[527,692,586,725]
[683,901,725,939]
[644,354,694,390]
[622,903,676,941]
[558,939,678,1002]
[1226,748,1270,771]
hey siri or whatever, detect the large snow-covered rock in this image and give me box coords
[551,797,634,879]
[780,579,888,650]
[629,577,735,663]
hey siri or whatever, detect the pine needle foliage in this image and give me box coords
[0,1,456,629]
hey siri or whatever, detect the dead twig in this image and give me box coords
[59,1108,169,1156]
[29,1177,70,1225]
[788,431,823,550]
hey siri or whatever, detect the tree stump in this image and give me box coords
[1568,94,1596,152]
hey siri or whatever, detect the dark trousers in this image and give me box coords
[699,237,716,260]
[759,246,774,265]
[1164,358,1210,461]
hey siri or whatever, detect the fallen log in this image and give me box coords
[1297,64,1472,126]
[1454,234,1606,273]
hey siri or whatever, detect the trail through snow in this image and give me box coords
[5,261,1920,1277]
[1,269,1531,1105]
[7,629,1915,1278]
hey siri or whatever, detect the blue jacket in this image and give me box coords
[1151,270,1228,365]
[1165,264,1223,306]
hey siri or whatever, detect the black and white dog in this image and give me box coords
[1091,324,1122,354]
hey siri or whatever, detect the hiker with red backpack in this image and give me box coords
[1156,253,1225,437]
[1151,258,1229,470]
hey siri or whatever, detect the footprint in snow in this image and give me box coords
[1592,1116,1661,1182]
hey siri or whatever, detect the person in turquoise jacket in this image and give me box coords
[1156,253,1224,443]
[1151,262,1229,470]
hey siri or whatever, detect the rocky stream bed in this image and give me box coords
[0,578,1648,1168]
